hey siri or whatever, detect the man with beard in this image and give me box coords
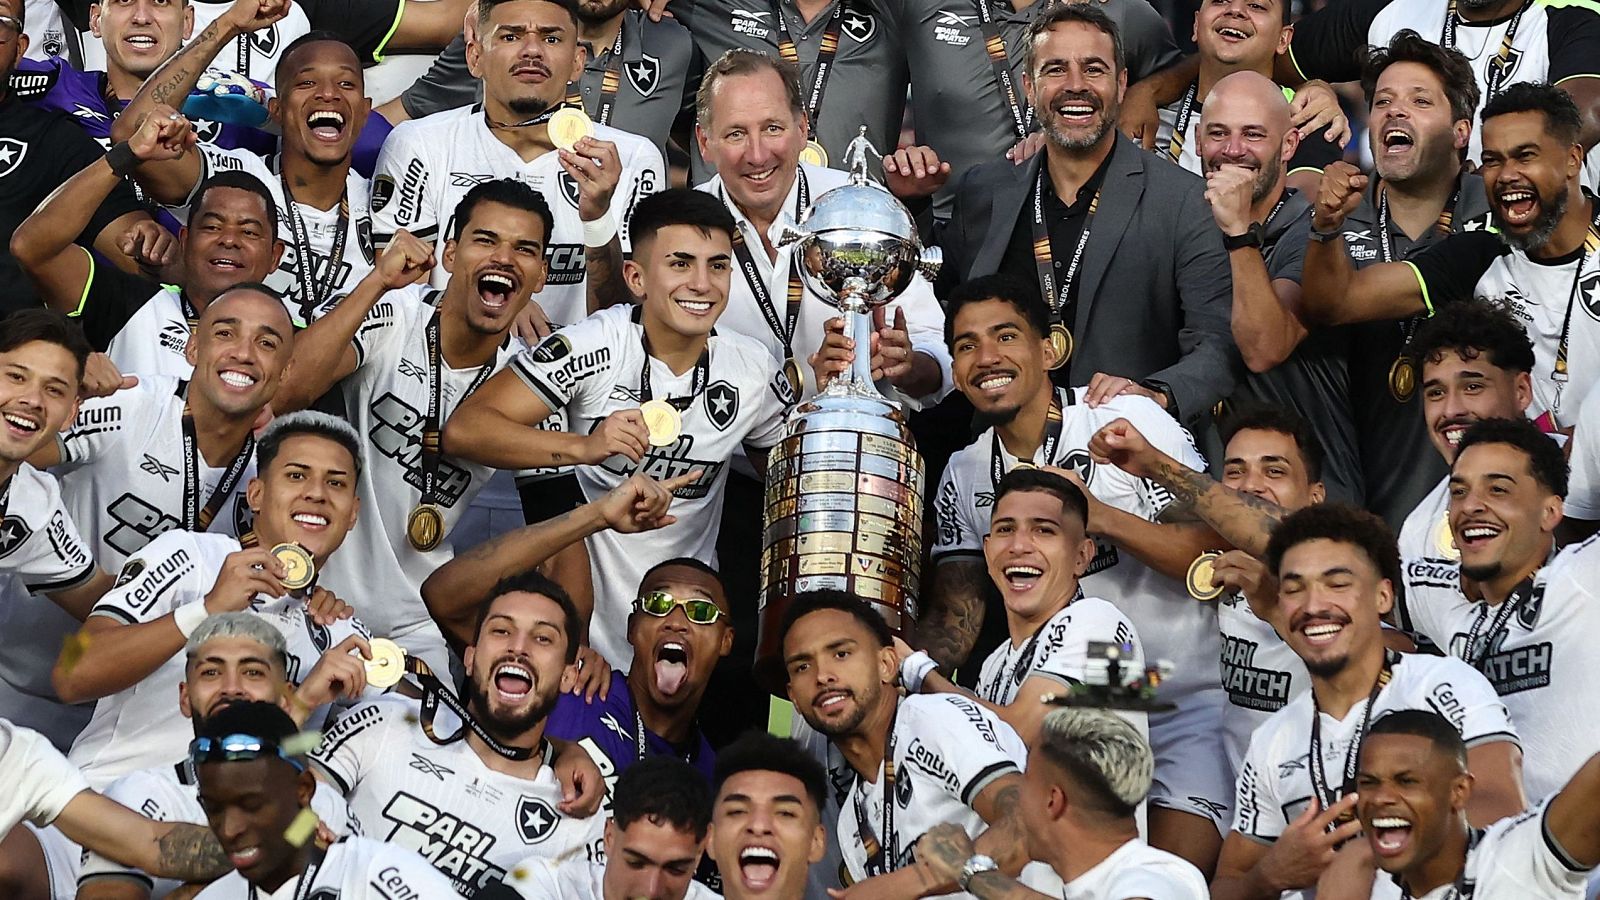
[923,274,1232,874]
[1395,301,1534,562]
[1318,710,1599,900]
[51,411,372,788]
[308,571,607,897]
[269,180,553,676]
[704,731,827,900]
[190,702,467,900]
[1299,81,1599,435]
[1199,71,1359,505]
[1212,504,1525,900]
[780,590,1029,898]
[1394,418,1600,805]
[1298,32,1489,529]
[937,3,1237,428]
[506,756,719,899]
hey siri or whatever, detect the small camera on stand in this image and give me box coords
[1042,641,1177,712]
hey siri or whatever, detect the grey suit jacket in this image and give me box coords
[938,136,1241,425]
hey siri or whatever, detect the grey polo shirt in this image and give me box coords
[1338,173,1492,528]
[398,12,699,157]
[898,0,1181,214]
[676,0,907,183]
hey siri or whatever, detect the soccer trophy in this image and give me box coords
[754,144,942,686]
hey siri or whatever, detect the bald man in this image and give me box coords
[1200,71,1359,506]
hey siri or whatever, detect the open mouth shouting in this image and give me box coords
[493,660,534,703]
[1380,126,1416,155]
[1494,184,1540,227]
[1368,815,1414,857]
[306,109,348,144]
[1001,563,1044,593]
[1,408,42,440]
[737,845,781,892]
[655,640,690,697]
[476,269,518,312]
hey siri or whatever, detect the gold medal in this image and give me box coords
[782,356,804,398]
[364,638,406,689]
[1186,551,1225,602]
[270,542,315,591]
[640,399,682,447]
[548,107,594,152]
[1047,324,1073,370]
[406,503,446,552]
[1432,514,1460,560]
[799,139,828,167]
[1389,356,1417,403]
[1011,461,1037,471]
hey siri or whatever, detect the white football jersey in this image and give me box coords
[0,718,89,837]
[370,105,665,329]
[696,163,953,410]
[1568,390,1600,520]
[106,286,196,381]
[505,858,722,899]
[1397,540,1600,801]
[309,697,608,897]
[188,145,376,326]
[834,694,1026,895]
[315,285,518,666]
[973,596,1142,705]
[1018,839,1208,900]
[57,375,256,567]
[1217,589,1310,777]
[1232,654,1518,900]
[508,305,787,667]
[68,530,373,788]
[193,836,469,900]
[1404,796,1589,900]
[79,761,357,898]
[1399,477,1455,563]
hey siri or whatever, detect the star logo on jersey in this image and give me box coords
[627,54,661,97]
[516,796,560,844]
[248,26,279,56]
[1518,583,1545,630]
[0,516,30,558]
[1578,270,1600,322]
[705,380,739,431]
[0,138,28,178]
[409,753,455,781]
[894,766,913,807]
[558,172,582,210]
[841,11,876,42]
[1061,449,1094,486]
[139,454,179,482]
[1488,46,1525,86]
[192,119,223,144]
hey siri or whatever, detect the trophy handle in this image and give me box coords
[776,225,808,249]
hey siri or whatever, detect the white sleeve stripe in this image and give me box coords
[26,560,95,594]
[87,606,139,625]
[1463,731,1521,751]
[1542,805,1591,873]
[309,759,353,795]
[509,360,567,412]
[960,761,1020,807]
[77,871,155,889]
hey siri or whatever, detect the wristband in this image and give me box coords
[105,141,139,179]
[900,650,938,693]
[173,600,210,639]
[582,215,618,248]
[1309,223,1344,242]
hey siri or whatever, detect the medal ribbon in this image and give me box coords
[1398,827,1483,899]
[852,708,898,876]
[484,102,563,131]
[0,474,11,521]
[633,707,696,763]
[249,845,325,900]
[974,0,1029,141]
[989,387,1066,489]
[1463,576,1535,671]
[638,324,711,411]
[1379,183,1462,359]
[1167,82,1199,163]
[773,0,846,139]
[403,654,548,761]
[595,25,627,126]
[726,170,810,357]
[1031,172,1100,334]
[1547,200,1600,416]
[1441,0,1532,100]
[179,396,254,533]
[279,173,351,325]
[421,305,497,509]
[1308,652,1395,825]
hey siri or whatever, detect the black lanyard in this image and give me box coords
[639,327,711,411]
[180,292,199,331]
[0,474,11,521]
[249,846,326,900]
[632,707,696,764]
[728,171,810,357]
[852,709,898,877]
[1378,183,1461,349]
[1463,576,1536,671]
[279,174,351,325]
[974,0,1028,141]
[989,388,1066,489]
[179,397,254,533]
[1031,171,1100,331]
[484,102,562,131]
[1548,200,1600,416]
[1308,654,1394,824]
[420,306,497,509]
[773,0,845,139]
[403,655,546,761]
[982,585,1084,703]
[1166,82,1199,164]
[1398,828,1483,899]
[1441,0,1532,100]
[594,25,627,126]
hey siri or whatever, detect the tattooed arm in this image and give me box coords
[916,557,989,671]
[915,823,1055,900]
[54,794,230,882]
[971,774,1029,874]
[1089,417,1289,559]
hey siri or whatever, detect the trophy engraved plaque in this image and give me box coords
[755,150,942,687]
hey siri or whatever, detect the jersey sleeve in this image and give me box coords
[1113,395,1207,519]
[307,699,404,795]
[1423,656,1520,748]
[0,720,90,833]
[14,480,96,594]
[348,287,417,370]
[1119,0,1183,82]
[1401,231,1508,315]
[399,34,476,120]
[614,138,666,255]
[1267,215,1310,284]
[370,122,443,245]
[1396,558,1451,649]
[68,256,166,351]
[1478,797,1592,894]
[78,770,186,889]
[1547,3,1600,82]
[56,379,153,469]
[1566,394,1600,519]
[46,117,146,241]
[184,144,273,210]
[743,347,791,449]
[365,842,471,898]
[1285,0,1391,83]
[90,531,206,624]
[930,462,985,559]
[907,695,1025,806]
[297,0,407,63]
[1029,605,1140,688]
[508,311,621,414]
[1230,729,1286,842]
[1286,127,1345,176]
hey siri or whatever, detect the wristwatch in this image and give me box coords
[1222,221,1266,250]
[958,854,999,892]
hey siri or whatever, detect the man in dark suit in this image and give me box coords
[937,2,1239,430]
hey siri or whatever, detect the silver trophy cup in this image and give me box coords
[755,159,942,687]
